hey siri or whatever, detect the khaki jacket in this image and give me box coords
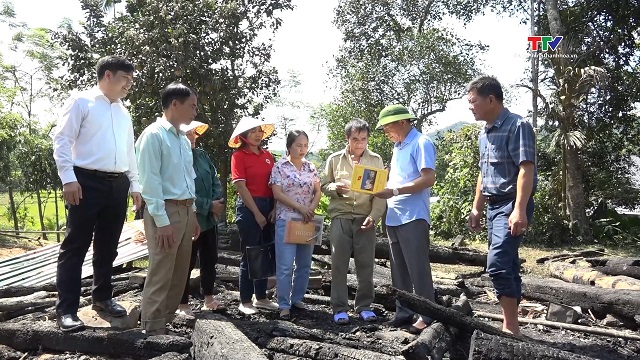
[321,147,386,221]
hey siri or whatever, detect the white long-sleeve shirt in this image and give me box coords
[51,87,140,193]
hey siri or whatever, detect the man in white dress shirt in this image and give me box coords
[51,55,142,332]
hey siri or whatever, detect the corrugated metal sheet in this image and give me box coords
[0,220,148,287]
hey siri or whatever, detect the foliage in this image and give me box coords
[55,0,294,217]
[430,124,483,240]
[332,0,485,127]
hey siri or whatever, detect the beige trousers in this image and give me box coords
[141,202,195,331]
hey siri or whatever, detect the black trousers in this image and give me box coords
[56,168,130,315]
[181,226,219,304]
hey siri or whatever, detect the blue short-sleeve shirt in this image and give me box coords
[386,127,436,226]
[479,108,537,196]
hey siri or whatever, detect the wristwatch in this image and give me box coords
[392,188,400,196]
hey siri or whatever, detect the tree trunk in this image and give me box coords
[35,190,47,240]
[564,145,592,242]
[545,0,592,243]
[469,330,595,360]
[584,257,640,267]
[7,188,19,235]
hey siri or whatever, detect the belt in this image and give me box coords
[74,166,125,180]
[485,192,516,205]
[165,199,194,207]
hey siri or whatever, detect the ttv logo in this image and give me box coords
[527,36,563,51]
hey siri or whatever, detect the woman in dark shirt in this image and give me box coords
[176,121,226,317]
[229,117,279,315]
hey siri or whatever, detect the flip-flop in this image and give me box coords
[202,301,227,313]
[333,312,349,325]
[359,310,377,322]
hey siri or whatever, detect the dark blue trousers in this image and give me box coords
[486,197,534,300]
[236,197,274,303]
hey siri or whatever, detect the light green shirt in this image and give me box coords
[135,117,196,227]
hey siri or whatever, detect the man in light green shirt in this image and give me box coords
[136,82,200,335]
[321,119,386,324]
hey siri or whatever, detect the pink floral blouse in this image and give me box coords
[269,158,320,221]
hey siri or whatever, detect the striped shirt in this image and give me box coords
[478,108,537,196]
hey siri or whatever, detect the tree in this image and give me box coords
[323,0,486,162]
[431,124,483,240]
[55,0,294,221]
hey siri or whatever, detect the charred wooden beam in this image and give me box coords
[192,313,268,360]
[261,337,404,360]
[536,249,605,264]
[395,289,522,341]
[474,311,640,341]
[401,295,472,360]
[466,276,640,320]
[584,257,640,267]
[0,321,191,358]
[469,330,596,360]
[236,319,402,357]
[0,344,23,360]
[0,291,55,312]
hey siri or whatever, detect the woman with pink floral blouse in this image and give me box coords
[269,130,321,320]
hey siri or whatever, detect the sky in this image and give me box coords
[2,0,533,150]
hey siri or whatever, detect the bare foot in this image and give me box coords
[502,326,521,337]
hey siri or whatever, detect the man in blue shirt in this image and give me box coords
[374,104,436,334]
[467,76,536,336]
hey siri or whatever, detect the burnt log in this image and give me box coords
[217,250,242,267]
[342,237,490,266]
[536,248,605,264]
[0,344,23,360]
[395,289,522,341]
[0,321,191,357]
[240,319,402,356]
[584,257,640,267]
[548,262,640,290]
[466,276,640,320]
[596,264,640,280]
[261,337,403,360]
[0,291,56,312]
[149,352,190,360]
[192,313,268,360]
[469,330,596,360]
[0,273,135,299]
[402,295,472,360]
[474,311,640,341]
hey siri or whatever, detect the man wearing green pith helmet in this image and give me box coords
[373,104,437,334]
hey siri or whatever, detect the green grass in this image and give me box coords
[0,191,137,232]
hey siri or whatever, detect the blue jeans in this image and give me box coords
[275,219,314,310]
[486,197,534,300]
[236,197,274,303]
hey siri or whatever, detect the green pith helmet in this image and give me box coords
[376,104,416,130]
